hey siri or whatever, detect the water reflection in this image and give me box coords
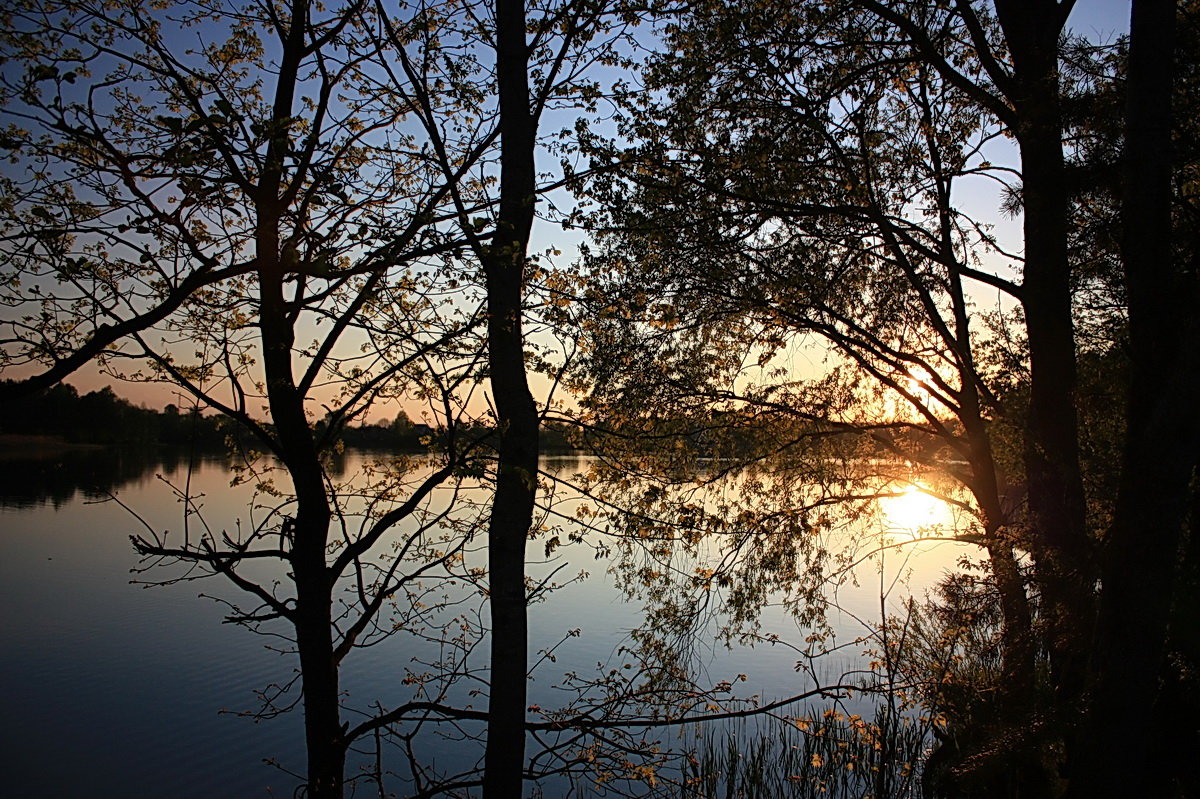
[0,447,973,796]
[0,448,305,798]
[0,444,220,509]
[878,482,956,539]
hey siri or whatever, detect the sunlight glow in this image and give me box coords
[878,483,954,539]
[903,365,934,403]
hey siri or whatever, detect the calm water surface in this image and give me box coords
[0,448,969,796]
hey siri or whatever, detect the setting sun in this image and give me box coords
[878,483,954,538]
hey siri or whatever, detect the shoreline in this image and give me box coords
[0,434,106,460]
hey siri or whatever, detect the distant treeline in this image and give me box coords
[0,382,229,447]
[0,381,579,452]
[329,411,578,451]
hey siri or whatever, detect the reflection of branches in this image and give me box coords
[127,452,480,647]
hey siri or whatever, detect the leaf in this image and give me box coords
[30,64,58,82]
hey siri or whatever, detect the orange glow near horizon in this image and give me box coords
[23,360,565,427]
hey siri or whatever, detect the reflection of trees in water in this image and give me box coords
[2,446,938,796]
[519,455,957,796]
[0,446,220,509]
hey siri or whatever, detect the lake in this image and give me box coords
[0,448,971,796]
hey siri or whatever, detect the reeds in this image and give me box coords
[674,704,930,798]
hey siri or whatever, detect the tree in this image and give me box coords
[573,0,1055,784]
[1071,1,1198,795]
[10,0,1189,794]
[367,1,650,791]
[2,0,666,795]
[392,408,414,436]
[570,0,1194,793]
[0,1,493,794]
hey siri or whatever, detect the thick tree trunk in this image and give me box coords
[1019,131,1094,711]
[258,299,344,795]
[1072,2,1194,794]
[482,1,539,796]
[975,8,1094,795]
[252,3,347,793]
[293,517,344,799]
[258,235,345,796]
[258,92,343,790]
[1147,480,1200,798]
[995,0,1094,726]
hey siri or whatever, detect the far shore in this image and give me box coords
[0,434,107,459]
[0,434,588,459]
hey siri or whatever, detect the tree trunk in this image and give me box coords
[293,518,344,799]
[257,107,343,791]
[996,0,1095,726]
[1147,479,1200,798]
[253,3,348,792]
[948,253,1037,713]
[1072,2,1194,794]
[258,236,345,795]
[482,1,539,796]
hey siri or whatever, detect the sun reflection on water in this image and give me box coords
[878,483,954,539]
